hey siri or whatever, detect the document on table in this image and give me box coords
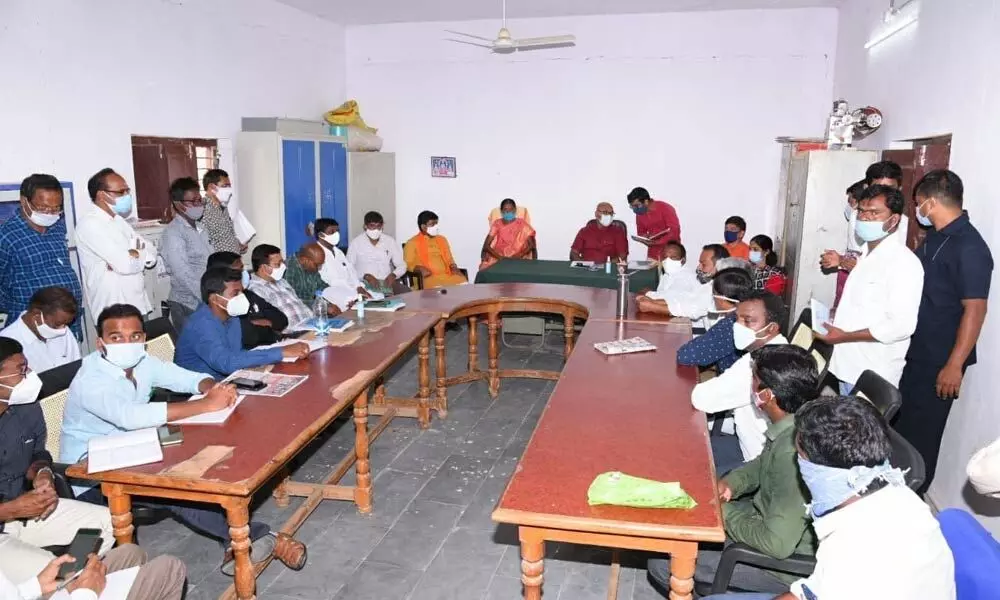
[259,338,328,362]
[169,395,245,425]
[87,428,162,474]
[810,298,831,336]
[222,370,309,398]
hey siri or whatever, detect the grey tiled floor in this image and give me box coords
[137,327,664,599]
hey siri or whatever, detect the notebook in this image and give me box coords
[259,338,328,362]
[297,317,354,334]
[631,230,670,244]
[87,428,163,474]
[169,395,245,425]
[363,299,406,312]
[594,337,658,355]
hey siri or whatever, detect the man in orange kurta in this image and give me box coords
[404,210,468,288]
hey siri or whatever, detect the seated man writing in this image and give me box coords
[692,291,788,473]
[246,244,312,331]
[404,210,468,288]
[175,268,309,378]
[346,211,409,296]
[570,202,628,263]
[676,267,753,374]
[2,544,186,600]
[0,338,113,584]
[61,304,308,575]
[314,218,376,308]
[207,252,288,349]
[0,286,81,373]
[479,198,536,270]
[637,244,731,328]
[649,345,819,596]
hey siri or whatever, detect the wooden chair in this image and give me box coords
[400,242,468,291]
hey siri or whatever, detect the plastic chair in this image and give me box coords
[706,425,926,595]
[145,333,176,364]
[851,369,903,421]
[938,508,1000,600]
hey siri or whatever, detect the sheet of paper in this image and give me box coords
[259,338,327,362]
[87,428,163,474]
[168,395,245,425]
[98,565,139,599]
[222,370,309,398]
[810,298,831,335]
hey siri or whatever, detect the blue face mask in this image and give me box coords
[854,218,891,242]
[916,199,933,227]
[240,270,250,288]
[112,194,133,216]
[797,456,907,518]
[631,204,648,216]
[724,230,739,243]
[501,211,516,223]
[749,250,763,264]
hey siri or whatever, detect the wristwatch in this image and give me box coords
[35,466,54,482]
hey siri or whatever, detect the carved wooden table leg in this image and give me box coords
[104,483,134,545]
[487,313,500,398]
[273,468,290,508]
[434,320,448,418]
[468,315,479,373]
[417,331,432,428]
[372,376,386,408]
[353,390,373,513]
[223,498,256,600]
[563,310,575,358]
[668,542,697,600]
[519,527,545,600]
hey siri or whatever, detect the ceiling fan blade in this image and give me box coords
[444,30,494,42]
[445,38,494,49]
[515,35,577,48]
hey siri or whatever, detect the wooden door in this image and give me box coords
[884,138,951,250]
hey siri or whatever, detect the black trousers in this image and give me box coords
[894,360,956,495]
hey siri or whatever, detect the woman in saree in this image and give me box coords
[479,198,537,270]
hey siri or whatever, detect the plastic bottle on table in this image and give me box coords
[313,291,330,336]
[356,294,365,321]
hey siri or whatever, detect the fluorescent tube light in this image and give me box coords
[865,0,920,50]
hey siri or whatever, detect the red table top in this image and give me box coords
[493,320,725,542]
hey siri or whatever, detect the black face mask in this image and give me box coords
[696,268,713,284]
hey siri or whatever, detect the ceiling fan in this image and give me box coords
[445,0,576,53]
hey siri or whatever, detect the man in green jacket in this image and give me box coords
[647,344,818,596]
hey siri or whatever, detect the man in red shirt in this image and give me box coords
[570,202,628,263]
[627,187,681,260]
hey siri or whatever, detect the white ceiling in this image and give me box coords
[276,0,841,25]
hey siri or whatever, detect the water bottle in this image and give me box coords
[604,261,612,274]
[313,292,329,336]
[615,263,630,320]
[356,294,365,321]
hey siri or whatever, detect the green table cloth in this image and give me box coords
[475,259,658,293]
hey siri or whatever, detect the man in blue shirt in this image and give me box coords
[895,170,993,494]
[62,303,308,574]
[175,268,309,378]
[0,174,84,338]
[677,268,754,375]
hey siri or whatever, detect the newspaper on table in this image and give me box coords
[593,337,657,356]
[223,369,308,398]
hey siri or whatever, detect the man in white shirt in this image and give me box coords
[0,544,185,600]
[692,291,788,472]
[636,243,730,324]
[0,287,80,373]
[346,211,409,296]
[76,169,156,319]
[313,218,380,311]
[641,242,699,301]
[818,185,923,392]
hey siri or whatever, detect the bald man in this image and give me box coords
[284,242,329,306]
[570,202,628,263]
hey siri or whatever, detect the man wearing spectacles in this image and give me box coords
[0,174,84,339]
[159,177,212,333]
[76,168,158,322]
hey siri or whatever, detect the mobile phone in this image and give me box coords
[58,528,103,579]
[156,425,184,446]
[230,377,266,391]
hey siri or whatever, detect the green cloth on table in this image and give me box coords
[475,259,657,293]
[587,471,697,509]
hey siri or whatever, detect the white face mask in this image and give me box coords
[732,321,771,350]
[219,293,250,317]
[270,263,287,281]
[598,214,613,227]
[844,202,855,222]
[24,202,61,228]
[35,314,68,340]
[321,231,341,247]
[365,229,382,241]
[425,225,440,237]
[0,371,42,405]
[662,258,684,275]
[102,342,147,370]
[215,187,234,206]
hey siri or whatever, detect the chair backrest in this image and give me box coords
[39,389,70,457]
[789,307,813,350]
[852,369,903,421]
[888,426,926,492]
[38,359,83,400]
[146,334,175,364]
[937,508,1000,600]
[488,206,531,225]
[145,315,177,343]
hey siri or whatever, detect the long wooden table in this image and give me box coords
[66,284,716,600]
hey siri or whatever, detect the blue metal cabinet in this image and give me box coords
[281,140,318,256]
[318,141,349,243]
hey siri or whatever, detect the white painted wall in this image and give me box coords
[835,0,1000,532]
[0,0,345,219]
[345,9,838,273]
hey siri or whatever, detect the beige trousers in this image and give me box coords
[102,544,187,600]
[0,498,114,582]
